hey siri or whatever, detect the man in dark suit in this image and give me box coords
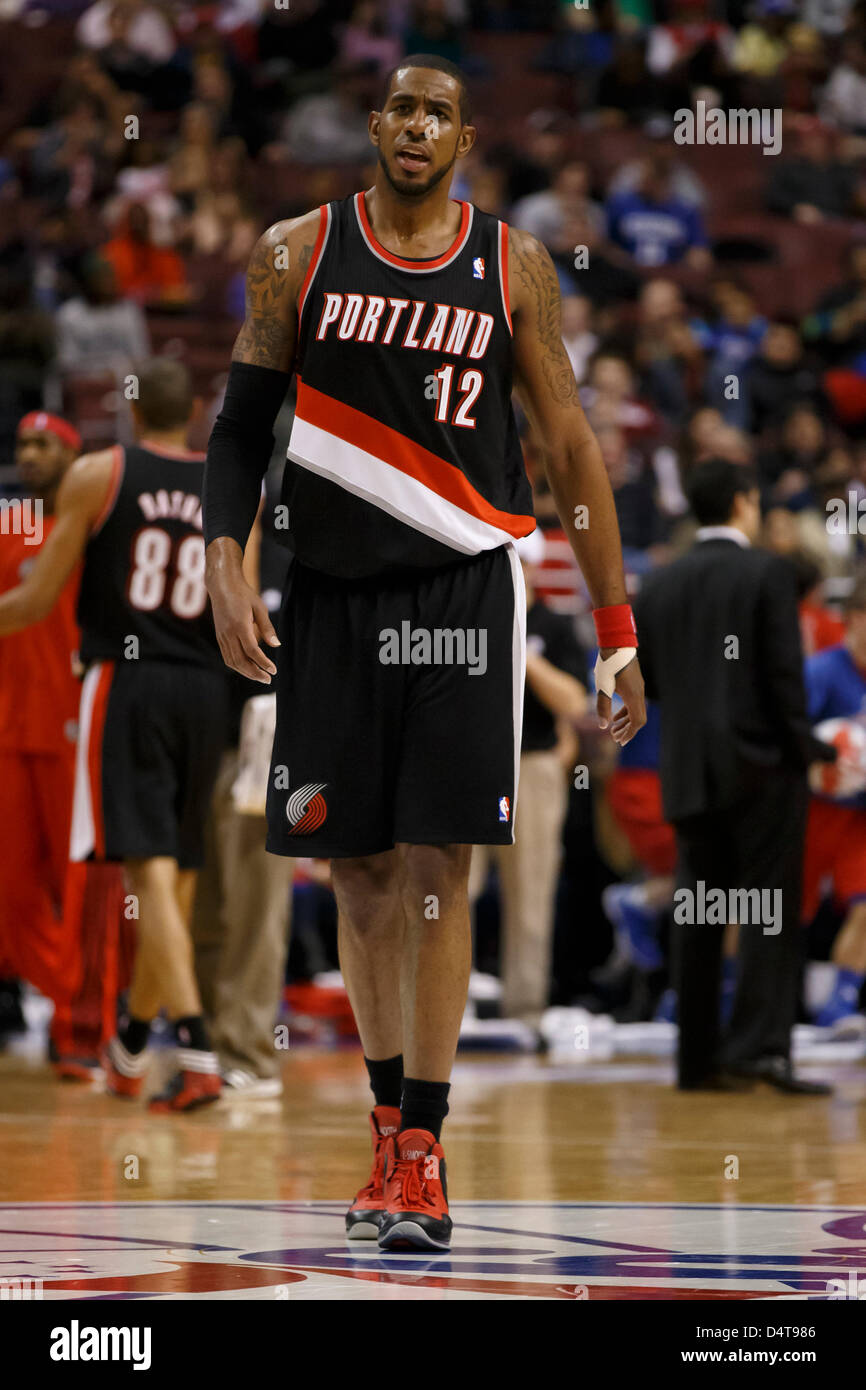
[634,458,834,1094]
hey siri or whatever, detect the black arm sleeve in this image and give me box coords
[203,360,291,551]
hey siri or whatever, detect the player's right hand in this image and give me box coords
[597,651,646,747]
[207,557,280,684]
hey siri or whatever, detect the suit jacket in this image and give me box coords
[633,539,832,822]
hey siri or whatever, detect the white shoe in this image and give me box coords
[827,1013,866,1041]
[220,1068,283,1100]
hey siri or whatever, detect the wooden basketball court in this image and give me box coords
[2,1045,865,1300]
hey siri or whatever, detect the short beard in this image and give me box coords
[378,148,456,200]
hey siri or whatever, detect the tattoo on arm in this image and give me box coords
[232,225,315,371]
[510,229,583,409]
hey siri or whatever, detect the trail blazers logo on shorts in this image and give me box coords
[286,782,328,834]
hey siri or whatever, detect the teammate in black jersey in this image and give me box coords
[0,360,228,1112]
[203,55,646,1248]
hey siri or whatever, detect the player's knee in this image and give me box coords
[124,855,176,894]
[400,843,472,905]
[331,854,400,926]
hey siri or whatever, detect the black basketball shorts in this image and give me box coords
[70,659,228,869]
[266,544,526,858]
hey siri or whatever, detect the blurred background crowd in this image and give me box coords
[3,0,866,1049]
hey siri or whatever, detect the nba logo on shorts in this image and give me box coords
[498,795,510,823]
[473,257,485,280]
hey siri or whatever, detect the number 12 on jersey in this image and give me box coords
[433,365,483,429]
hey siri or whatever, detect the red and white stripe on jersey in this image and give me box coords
[90,445,125,537]
[70,660,115,861]
[298,204,333,326]
[497,221,512,336]
[289,378,535,554]
[354,192,474,273]
[505,543,527,842]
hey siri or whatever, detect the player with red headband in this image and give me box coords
[0,413,82,1051]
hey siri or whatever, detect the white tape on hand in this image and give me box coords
[594,647,637,699]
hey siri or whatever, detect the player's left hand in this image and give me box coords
[597,653,646,747]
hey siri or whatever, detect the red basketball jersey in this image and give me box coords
[0,518,81,754]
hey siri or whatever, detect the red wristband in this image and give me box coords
[593,603,638,648]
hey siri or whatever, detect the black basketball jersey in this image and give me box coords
[283,192,535,578]
[78,442,220,668]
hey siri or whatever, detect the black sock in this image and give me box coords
[400,1077,450,1141]
[119,1015,151,1055]
[174,1015,211,1051]
[365,1053,403,1109]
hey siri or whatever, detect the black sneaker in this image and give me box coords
[0,979,26,1039]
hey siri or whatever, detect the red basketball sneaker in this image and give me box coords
[101,1035,149,1099]
[378,1128,452,1251]
[148,1053,221,1113]
[345,1105,401,1239]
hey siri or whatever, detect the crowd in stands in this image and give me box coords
[3,0,866,1027]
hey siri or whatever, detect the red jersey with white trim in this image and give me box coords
[285,192,535,578]
[0,518,80,754]
[77,443,221,668]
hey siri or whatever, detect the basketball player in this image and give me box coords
[0,413,81,1052]
[803,576,866,1031]
[204,55,645,1248]
[0,360,228,1111]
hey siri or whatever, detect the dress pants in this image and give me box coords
[673,768,809,1088]
[192,750,294,1080]
[469,748,567,1023]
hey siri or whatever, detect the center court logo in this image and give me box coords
[286,782,328,833]
[11,1199,866,1299]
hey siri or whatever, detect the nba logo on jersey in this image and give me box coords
[473,257,485,280]
[498,795,510,823]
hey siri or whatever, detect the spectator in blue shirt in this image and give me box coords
[605,155,712,270]
[802,581,866,1030]
[691,280,767,429]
